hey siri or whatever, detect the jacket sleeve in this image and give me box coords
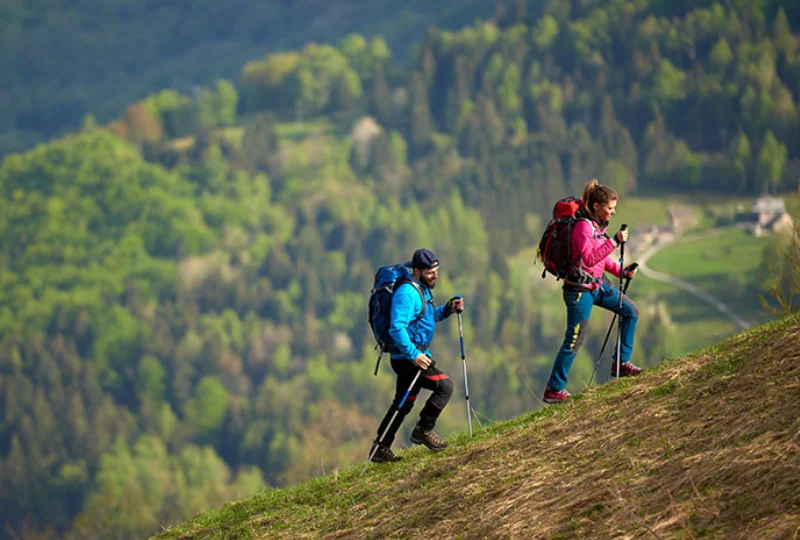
[388,284,421,360]
[604,257,622,278]
[572,220,617,268]
[434,304,449,323]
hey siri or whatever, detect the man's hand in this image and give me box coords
[623,266,638,279]
[448,297,465,314]
[413,353,432,369]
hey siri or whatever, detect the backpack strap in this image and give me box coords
[374,279,428,375]
[564,217,604,288]
[406,279,427,321]
[394,277,427,320]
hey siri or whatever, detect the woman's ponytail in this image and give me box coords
[582,178,617,215]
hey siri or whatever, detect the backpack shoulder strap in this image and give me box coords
[397,278,427,321]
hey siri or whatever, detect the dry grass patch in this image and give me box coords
[156,316,800,540]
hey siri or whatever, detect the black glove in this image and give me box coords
[445,296,464,315]
[624,262,639,274]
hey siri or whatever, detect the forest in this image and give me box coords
[1,0,800,537]
[0,0,500,157]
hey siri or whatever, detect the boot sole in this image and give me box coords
[370,457,401,463]
[410,435,448,452]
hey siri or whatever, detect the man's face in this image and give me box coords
[415,266,439,288]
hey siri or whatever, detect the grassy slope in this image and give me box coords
[155,315,800,539]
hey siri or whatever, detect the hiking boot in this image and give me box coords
[410,425,448,451]
[543,387,571,404]
[612,361,643,378]
[369,442,401,463]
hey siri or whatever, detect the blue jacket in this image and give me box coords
[389,279,451,361]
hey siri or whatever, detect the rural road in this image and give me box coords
[635,232,752,331]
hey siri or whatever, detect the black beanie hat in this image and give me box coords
[411,248,439,270]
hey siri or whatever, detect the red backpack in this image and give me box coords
[537,196,584,279]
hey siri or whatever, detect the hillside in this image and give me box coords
[3,0,800,537]
[0,0,499,157]
[156,315,800,539]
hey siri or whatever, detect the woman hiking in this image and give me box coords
[543,179,643,404]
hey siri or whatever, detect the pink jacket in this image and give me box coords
[569,218,622,291]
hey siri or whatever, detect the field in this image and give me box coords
[640,227,780,352]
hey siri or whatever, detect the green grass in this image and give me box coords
[646,227,777,323]
[614,196,673,228]
[155,315,800,539]
[646,228,773,278]
[617,193,765,233]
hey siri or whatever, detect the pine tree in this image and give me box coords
[369,64,392,125]
[408,72,435,156]
[755,131,787,194]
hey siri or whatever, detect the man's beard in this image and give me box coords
[422,276,436,289]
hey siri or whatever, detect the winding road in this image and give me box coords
[635,231,753,331]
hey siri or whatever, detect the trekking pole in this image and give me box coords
[456,297,473,438]
[588,262,638,387]
[361,368,423,475]
[615,224,627,379]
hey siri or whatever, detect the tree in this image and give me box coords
[184,376,229,440]
[238,112,278,176]
[761,183,800,315]
[369,64,392,125]
[331,68,363,115]
[212,80,239,126]
[532,15,559,51]
[727,131,753,192]
[136,355,166,404]
[755,130,788,193]
[708,38,734,73]
[368,37,391,64]
[124,104,163,145]
[772,8,796,60]
[648,59,687,106]
[408,72,435,156]
[602,160,635,196]
[238,52,300,113]
[338,33,369,75]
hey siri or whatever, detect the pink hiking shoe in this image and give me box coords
[612,361,643,377]
[543,387,571,404]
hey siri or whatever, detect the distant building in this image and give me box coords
[739,196,794,236]
[668,205,699,235]
[752,196,786,218]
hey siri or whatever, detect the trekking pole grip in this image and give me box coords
[623,262,639,293]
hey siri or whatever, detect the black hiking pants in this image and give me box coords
[376,358,454,447]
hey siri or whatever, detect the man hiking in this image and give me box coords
[369,248,465,463]
[543,179,643,404]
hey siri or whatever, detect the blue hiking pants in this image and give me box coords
[547,279,639,392]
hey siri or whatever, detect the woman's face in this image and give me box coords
[593,199,617,222]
